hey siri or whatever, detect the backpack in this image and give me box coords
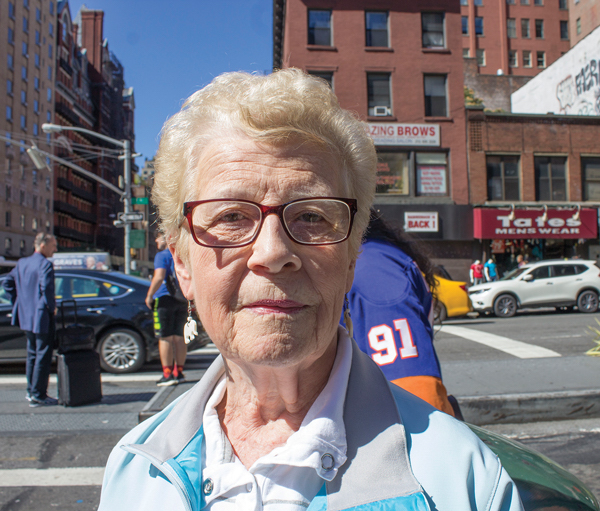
[165,258,186,303]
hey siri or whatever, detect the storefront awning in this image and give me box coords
[473,207,598,240]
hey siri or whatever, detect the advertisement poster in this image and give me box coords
[417,166,447,195]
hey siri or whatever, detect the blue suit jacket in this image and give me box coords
[3,251,55,334]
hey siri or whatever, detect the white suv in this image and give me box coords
[468,260,600,318]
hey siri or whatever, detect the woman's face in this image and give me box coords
[174,138,356,370]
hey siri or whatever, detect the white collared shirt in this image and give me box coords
[200,326,352,510]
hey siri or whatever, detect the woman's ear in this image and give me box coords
[169,244,194,300]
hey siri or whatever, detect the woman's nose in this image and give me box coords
[247,214,301,273]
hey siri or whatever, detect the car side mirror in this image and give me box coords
[523,274,534,282]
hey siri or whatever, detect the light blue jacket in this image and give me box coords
[99,340,523,511]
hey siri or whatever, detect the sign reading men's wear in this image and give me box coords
[404,212,439,232]
[368,123,440,146]
[473,208,598,239]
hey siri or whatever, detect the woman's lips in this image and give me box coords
[245,299,306,314]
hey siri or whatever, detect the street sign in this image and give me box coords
[118,212,145,222]
[113,220,125,228]
[131,197,149,205]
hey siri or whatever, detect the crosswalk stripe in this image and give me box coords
[440,325,561,359]
[0,467,104,486]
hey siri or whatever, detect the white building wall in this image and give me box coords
[512,26,600,116]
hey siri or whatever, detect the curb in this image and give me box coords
[458,389,600,425]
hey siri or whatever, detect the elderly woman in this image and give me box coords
[99,69,522,511]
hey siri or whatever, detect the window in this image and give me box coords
[475,17,484,36]
[507,18,516,38]
[47,88,51,101]
[33,123,38,135]
[21,90,26,104]
[416,153,448,196]
[521,0,529,4]
[8,27,14,44]
[560,20,568,39]
[576,18,581,35]
[34,53,39,67]
[34,76,39,90]
[476,48,486,66]
[45,198,50,212]
[462,16,469,35]
[523,50,532,67]
[20,191,25,206]
[19,240,26,255]
[49,23,53,37]
[6,106,12,121]
[308,10,332,46]
[537,50,546,67]
[535,157,567,201]
[35,30,40,45]
[22,42,28,56]
[23,16,28,33]
[424,75,447,117]
[20,214,25,230]
[9,2,15,18]
[7,79,12,94]
[534,0,543,4]
[35,7,40,22]
[582,157,600,200]
[521,18,530,38]
[4,238,12,254]
[33,99,38,112]
[551,264,579,277]
[367,73,391,116]
[48,44,52,59]
[487,156,520,200]
[376,152,409,195]
[8,54,14,69]
[5,185,10,201]
[422,13,445,47]
[463,48,470,57]
[535,19,544,38]
[559,0,567,8]
[507,0,515,4]
[474,0,483,5]
[509,50,518,67]
[32,218,38,231]
[461,0,467,5]
[308,71,333,90]
[365,11,388,47]
[47,66,52,80]
[20,115,26,129]
[49,2,54,15]
[21,66,27,80]
[24,0,28,9]
[4,211,10,227]
[530,266,551,280]
[46,178,50,191]
[46,111,50,121]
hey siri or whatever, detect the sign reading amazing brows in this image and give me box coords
[473,208,598,239]
[368,123,440,146]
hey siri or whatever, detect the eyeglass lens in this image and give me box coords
[190,199,352,247]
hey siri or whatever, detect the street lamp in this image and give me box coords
[42,123,134,275]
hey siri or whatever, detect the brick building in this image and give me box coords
[461,0,570,77]
[274,0,474,277]
[467,107,600,274]
[568,0,600,47]
[0,0,57,258]
[51,1,135,258]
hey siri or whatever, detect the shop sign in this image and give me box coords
[368,123,440,146]
[473,208,598,239]
[50,252,111,270]
[404,212,439,232]
[417,166,447,194]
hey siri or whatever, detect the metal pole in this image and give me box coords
[123,139,131,275]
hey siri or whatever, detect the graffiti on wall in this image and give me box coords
[556,58,600,115]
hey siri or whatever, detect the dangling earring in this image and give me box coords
[183,301,198,344]
[343,295,354,340]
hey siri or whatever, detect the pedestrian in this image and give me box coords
[145,234,187,386]
[484,258,498,282]
[517,254,527,268]
[345,212,456,416]
[470,259,484,285]
[3,233,58,407]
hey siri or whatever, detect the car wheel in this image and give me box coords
[494,294,517,318]
[577,290,599,314]
[98,328,146,373]
[433,300,447,324]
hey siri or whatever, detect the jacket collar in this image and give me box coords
[131,337,423,510]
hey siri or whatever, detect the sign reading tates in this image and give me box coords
[404,212,439,232]
[368,123,440,146]
[473,208,598,239]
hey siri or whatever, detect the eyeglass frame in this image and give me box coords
[182,197,358,248]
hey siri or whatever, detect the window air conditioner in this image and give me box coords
[373,106,390,116]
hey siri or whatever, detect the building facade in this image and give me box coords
[461,0,570,77]
[0,0,57,258]
[275,0,474,278]
[568,0,600,47]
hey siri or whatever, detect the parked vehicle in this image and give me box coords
[0,269,158,373]
[431,266,473,323]
[469,259,600,318]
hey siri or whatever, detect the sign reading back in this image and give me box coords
[368,123,440,146]
[404,212,439,232]
[473,208,598,239]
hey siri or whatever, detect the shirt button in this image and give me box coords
[246,483,252,492]
[321,453,335,471]
[202,478,214,496]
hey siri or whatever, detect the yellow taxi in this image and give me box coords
[431,267,473,323]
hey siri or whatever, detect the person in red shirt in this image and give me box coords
[470,260,484,285]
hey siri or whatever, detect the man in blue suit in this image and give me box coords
[4,233,58,406]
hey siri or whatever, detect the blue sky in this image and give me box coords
[69,0,273,168]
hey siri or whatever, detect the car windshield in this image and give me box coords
[501,267,528,280]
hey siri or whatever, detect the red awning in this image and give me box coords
[473,207,598,240]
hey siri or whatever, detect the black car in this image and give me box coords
[0,269,159,373]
